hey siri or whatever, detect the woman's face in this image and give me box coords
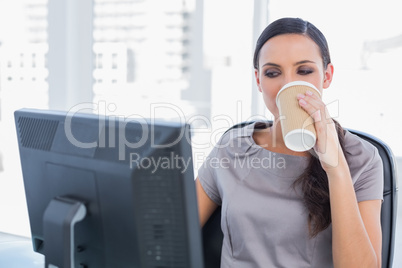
[255,34,334,118]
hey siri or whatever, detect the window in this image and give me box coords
[0,1,400,246]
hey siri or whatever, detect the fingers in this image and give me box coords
[297,90,327,123]
[297,90,334,136]
[296,90,341,169]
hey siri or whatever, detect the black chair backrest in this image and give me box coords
[202,122,398,268]
[348,128,398,268]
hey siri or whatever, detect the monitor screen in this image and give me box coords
[14,108,204,268]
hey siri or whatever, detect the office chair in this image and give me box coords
[202,121,398,268]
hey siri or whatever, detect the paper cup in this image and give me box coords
[275,81,321,152]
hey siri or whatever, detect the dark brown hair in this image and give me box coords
[294,120,346,237]
[254,17,345,237]
[254,17,331,70]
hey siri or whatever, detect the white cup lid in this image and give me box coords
[284,129,316,152]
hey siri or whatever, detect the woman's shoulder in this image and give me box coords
[343,129,383,185]
[211,121,270,157]
[343,130,379,160]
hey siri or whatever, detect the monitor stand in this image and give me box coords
[43,197,86,268]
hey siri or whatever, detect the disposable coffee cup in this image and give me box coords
[276,81,321,152]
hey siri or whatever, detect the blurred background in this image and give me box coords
[0,0,400,264]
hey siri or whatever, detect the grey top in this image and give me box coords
[198,122,384,268]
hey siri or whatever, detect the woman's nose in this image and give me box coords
[282,75,297,87]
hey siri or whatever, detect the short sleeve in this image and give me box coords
[353,146,384,202]
[197,143,222,206]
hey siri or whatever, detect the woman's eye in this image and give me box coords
[265,71,280,78]
[298,69,313,75]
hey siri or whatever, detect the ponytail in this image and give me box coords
[293,119,346,237]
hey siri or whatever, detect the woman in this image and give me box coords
[196,17,383,267]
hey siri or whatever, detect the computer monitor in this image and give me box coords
[14,108,204,268]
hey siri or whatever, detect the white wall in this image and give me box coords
[268,0,402,156]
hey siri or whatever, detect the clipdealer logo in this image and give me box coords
[202,152,286,170]
[63,102,189,161]
[129,152,192,174]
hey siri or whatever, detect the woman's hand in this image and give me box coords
[297,90,345,172]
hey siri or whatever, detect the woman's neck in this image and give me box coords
[253,119,310,157]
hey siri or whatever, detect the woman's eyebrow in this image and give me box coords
[294,60,316,66]
[262,62,281,68]
[262,60,316,68]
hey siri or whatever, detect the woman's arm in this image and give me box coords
[195,177,218,227]
[298,91,381,268]
[358,200,382,267]
[327,157,381,268]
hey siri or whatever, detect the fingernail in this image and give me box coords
[299,99,307,106]
[297,93,305,99]
[306,90,313,96]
